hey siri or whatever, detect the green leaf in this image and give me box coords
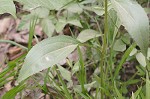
[132,87,142,99]
[113,39,126,52]
[129,48,137,56]
[18,35,79,82]
[77,29,101,43]
[57,64,72,82]
[0,0,16,18]
[31,7,49,18]
[146,71,150,99]
[65,3,83,13]
[72,61,79,75]
[2,84,26,99]
[55,18,66,33]
[74,81,96,92]
[136,52,146,67]
[41,18,55,37]
[15,0,73,10]
[111,0,149,56]
[55,17,83,33]
[67,19,83,28]
[17,14,33,30]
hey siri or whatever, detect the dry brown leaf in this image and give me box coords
[0,17,16,35]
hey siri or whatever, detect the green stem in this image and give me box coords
[100,0,108,98]
[77,46,87,94]
[28,17,37,51]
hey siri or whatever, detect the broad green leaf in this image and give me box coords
[55,18,83,33]
[77,29,101,43]
[83,4,112,16]
[0,0,16,18]
[136,52,146,67]
[113,39,126,52]
[67,19,83,28]
[41,18,55,37]
[111,0,149,56]
[31,7,49,18]
[55,19,66,33]
[65,3,83,13]
[15,0,73,10]
[18,35,79,82]
[2,84,26,99]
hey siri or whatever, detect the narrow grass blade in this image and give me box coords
[2,84,26,99]
[113,43,136,79]
[28,17,37,51]
[0,40,27,50]
[114,81,124,99]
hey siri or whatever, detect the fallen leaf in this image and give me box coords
[0,17,16,34]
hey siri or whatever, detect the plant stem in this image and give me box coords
[100,0,108,98]
[28,17,37,51]
[77,46,87,94]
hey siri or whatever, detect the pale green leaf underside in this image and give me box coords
[77,29,101,43]
[111,0,149,56]
[18,35,79,82]
[14,0,73,10]
[41,18,55,37]
[0,0,16,18]
[136,52,146,67]
[113,39,126,52]
[57,64,72,82]
[55,18,83,32]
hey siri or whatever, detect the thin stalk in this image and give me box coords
[56,69,73,99]
[77,46,87,94]
[99,0,108,98]
[0,40,27,50]
[28,17,37,51]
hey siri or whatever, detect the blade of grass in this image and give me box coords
[0,53,26,82]
[56,67,73,99]
[0,71,15,83]
[114,81,124,99]
[43,67,51,93]
[113,43,136,79]
[2,83,26,99]
[0,40,27,50]
[77,46,87,94]
[131,87,142,99]
[28,17,37,51]
[48,72,65,98]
